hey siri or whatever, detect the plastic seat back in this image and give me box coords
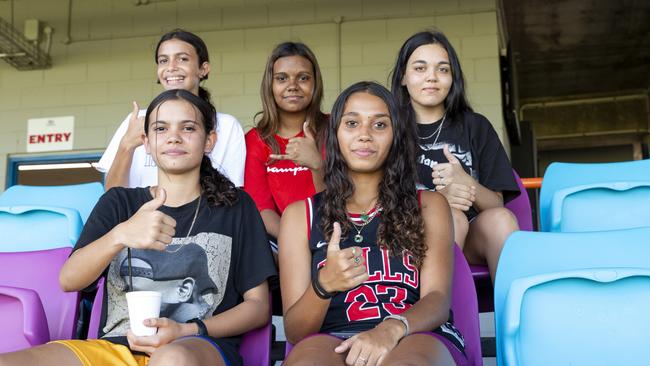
[0,248,80,352]
[0,205,82,252]
[502,268,650,366]
[504,169,533,231]
[450,245,483,366]
[88,279,272,366]
[0,182,104,223]
[552,182,650,232]
[539,160,650,232]
[472,169,533,313]
[494,227,650,365]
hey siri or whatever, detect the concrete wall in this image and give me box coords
[0,0,504,189]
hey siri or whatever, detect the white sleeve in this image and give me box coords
[95,113,132,173]
[210,113,246,187]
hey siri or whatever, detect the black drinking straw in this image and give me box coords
[127,247,133,291]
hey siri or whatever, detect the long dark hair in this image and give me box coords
[145,89,237,207]
[155,29,213,103]
[255,41,327,154]
[320,81,427,267]
[390,30,472,125]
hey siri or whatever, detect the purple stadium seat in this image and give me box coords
[472,169,533,312]
[0,248,80,352]
[88,279,272,366]
[286,244,482,366]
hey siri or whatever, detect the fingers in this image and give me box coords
[269,153,291,161]
[327,222,342,253]
[141,187,167,211]
[443,144,459,163]
[335,335,357,353]
[131,101,140,117]
[345,340,362,365]
[303,121,315,140]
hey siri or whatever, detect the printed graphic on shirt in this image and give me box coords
[144,154,157,168]
[103,232,231,337]
[266,165,310,176]
[416,141,477,184]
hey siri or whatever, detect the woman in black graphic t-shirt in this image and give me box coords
[0,90,275,366]
[391,30,520,282]
[280,82,466,365]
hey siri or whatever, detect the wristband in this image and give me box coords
[383,314,409,339]
[312,268,338,299]
[186,318,208,336]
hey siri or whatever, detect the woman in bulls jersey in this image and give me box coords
[279,81,465,365]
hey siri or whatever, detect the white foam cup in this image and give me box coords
[125,291,162,336]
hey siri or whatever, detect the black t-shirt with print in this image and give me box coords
[73,187,276,365]
[415,111,519,220]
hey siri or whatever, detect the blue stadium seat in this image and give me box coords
[539,159,650,232]
[0,205,82,252]
[494,227,650,365]
[0,182,104,223]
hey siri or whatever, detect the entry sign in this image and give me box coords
[27,116,74,152]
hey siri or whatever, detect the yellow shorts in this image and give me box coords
[50,339,149,366]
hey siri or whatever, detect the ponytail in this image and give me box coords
[198,86,212,104]
[200,155,237,207]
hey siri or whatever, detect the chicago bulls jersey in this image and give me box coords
[306,193,424,332]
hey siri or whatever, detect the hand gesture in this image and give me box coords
[431,145,473,188]
[126,317,183,356]
[269,122,323,171]
[334,325,401,366]
[120,101,145,150]
[114,187,176,251]
[431,145,476,211]
[318,223,369,293]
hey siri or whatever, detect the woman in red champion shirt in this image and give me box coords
[244,42,328,254]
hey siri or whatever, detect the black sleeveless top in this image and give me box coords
[307,193,422,332]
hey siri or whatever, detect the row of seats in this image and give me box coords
[494,159,650,365]
[2,158,648,364]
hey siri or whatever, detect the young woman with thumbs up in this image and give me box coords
[279,82,466,365]
[0,89,276,366]
[243,42,328,247]
[390,30,520,281]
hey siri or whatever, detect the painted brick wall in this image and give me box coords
[0,0,503,189]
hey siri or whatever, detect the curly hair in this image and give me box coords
[319,81,427,267]
[254,42,327,155]
[145,89,237,207]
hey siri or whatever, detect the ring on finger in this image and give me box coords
[354,256,361,266]
[359,356,368,363]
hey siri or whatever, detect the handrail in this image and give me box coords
[521,177,542,189]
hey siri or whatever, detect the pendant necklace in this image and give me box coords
[349,199,380,243]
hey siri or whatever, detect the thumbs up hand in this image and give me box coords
[114,187,177,251]
[432,145,476,211]
[318,222,369,293]
[431,144,474,188]
[269,122,323,171]
[120,101,146,150]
